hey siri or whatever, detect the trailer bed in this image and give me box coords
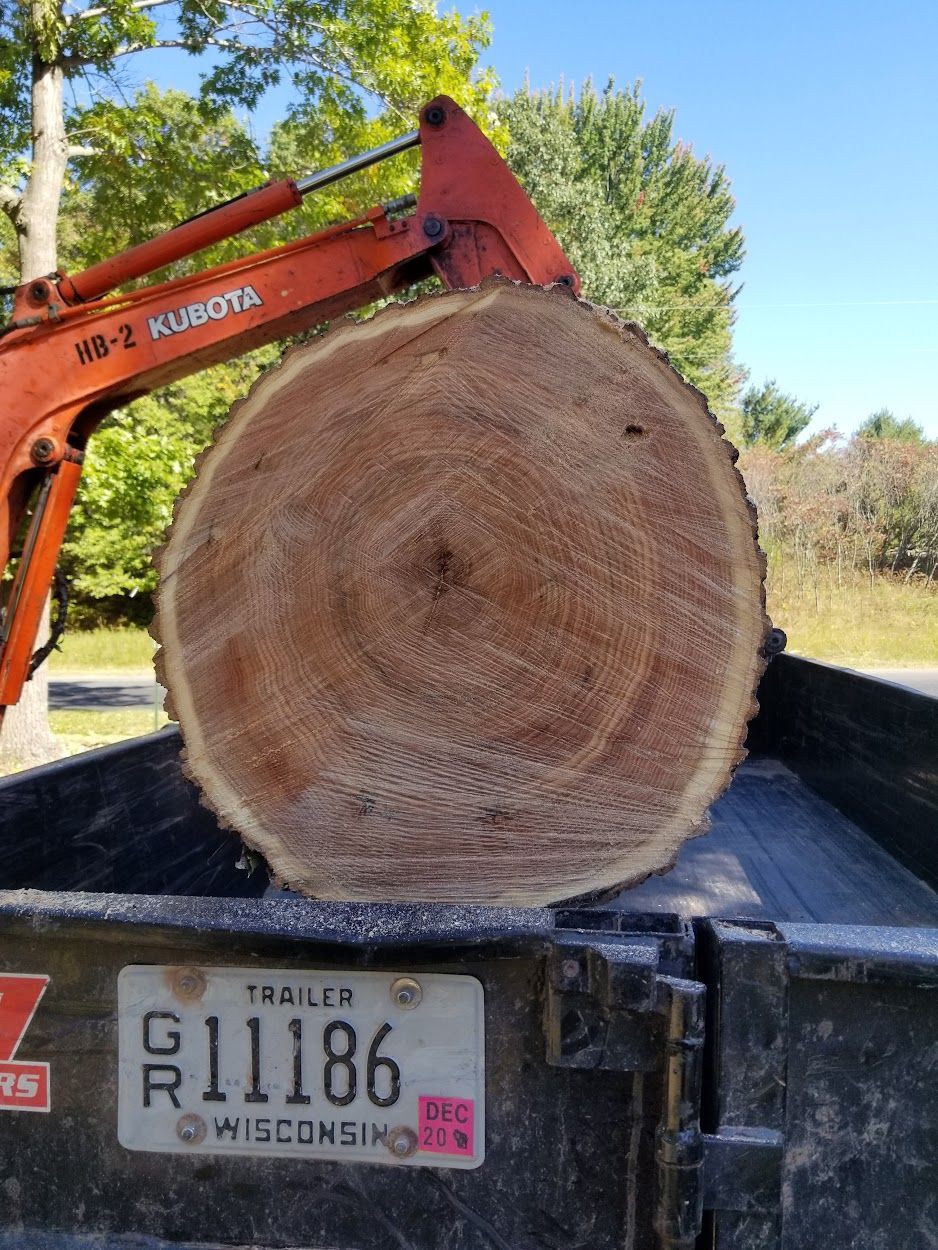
[615,757,938,925]
[1,740,934,928]
[0,653,935,929]
[0,655,934,1250]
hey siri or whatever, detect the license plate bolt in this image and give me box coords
[390,976,423,1010]
[170,967,207,1001]
[176,1113,207,1145]
[386,1126,418,1158]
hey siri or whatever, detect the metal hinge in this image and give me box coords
[544,922,706,1250]
[702,1127,784,1214]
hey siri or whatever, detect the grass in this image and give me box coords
[48,626,156,674]
[766,566,938,668]
[0,708,169,775]
[50,708,169,755]
[51,562,938,680]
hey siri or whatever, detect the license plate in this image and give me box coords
[117,965,484,1169]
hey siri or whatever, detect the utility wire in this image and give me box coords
[613,298,938,312]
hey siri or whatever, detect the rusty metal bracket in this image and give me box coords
[545,926,678,1072]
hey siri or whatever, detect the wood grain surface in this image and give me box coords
[154,282,768,904]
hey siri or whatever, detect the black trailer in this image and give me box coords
[0,654,935,1250]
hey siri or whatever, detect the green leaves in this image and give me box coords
[740,433,938,590]
[500,79,745,413]
[856,408,927,444]
[52,0,497,127]
[63,0,161,72]
[30,0,66,62]
[60,352,277,606]
[739,379,818,450]
[62,85,267,272]
[2,1,496,215]
[0,7,34,167]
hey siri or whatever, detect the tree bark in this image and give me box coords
[154,282,769,905]
[0,35,69,769]
[17,47,69,280]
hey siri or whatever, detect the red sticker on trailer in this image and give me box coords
[418,1096,475,1156]
[0,974,50,1112]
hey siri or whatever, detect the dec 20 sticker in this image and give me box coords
[418,1096,475,1157]
[0,974,51,1112]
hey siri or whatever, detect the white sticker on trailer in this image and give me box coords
[117,964,484,1168]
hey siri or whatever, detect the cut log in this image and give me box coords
[154,282,768,905]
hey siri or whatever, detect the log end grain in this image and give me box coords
[153,281,769,905]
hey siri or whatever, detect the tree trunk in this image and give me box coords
[0,43,69,769]
[17,47,69,281]
[154,283,769,906]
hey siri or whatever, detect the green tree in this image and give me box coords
[0,0,493,762]
[500,79,746,414]
[738,379,817,450]
[856,408,927,444]
[59,85,266,270]
[1,1,495,278]
[59,354,277,620]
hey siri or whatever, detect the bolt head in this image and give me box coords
[30,438,56,465]
[562,958,581,980]
[386,1126,418,1158]
[390,976,422,1010]
[171,966,207,1000]
[763,627,788,657]
[175,1113,207,1145]
[423,216,444,239]
[424,105,446,126]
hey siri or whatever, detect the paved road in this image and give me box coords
[857,668,938,698]
[49,667,938,710]
[50,676,163,710]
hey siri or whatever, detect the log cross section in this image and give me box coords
[155,283,768,905]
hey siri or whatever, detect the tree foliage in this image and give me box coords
[856,408,927,444]
[58,354,275,620]
[0,0,494,183]
[61,85,267,268]
[742,434,938,590]
[2,0,496,273]
[500,79,745,413]
[738,378,817,450]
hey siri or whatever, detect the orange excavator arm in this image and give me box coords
[0,97,578,714]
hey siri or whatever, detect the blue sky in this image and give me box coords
[484,0,938,438]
